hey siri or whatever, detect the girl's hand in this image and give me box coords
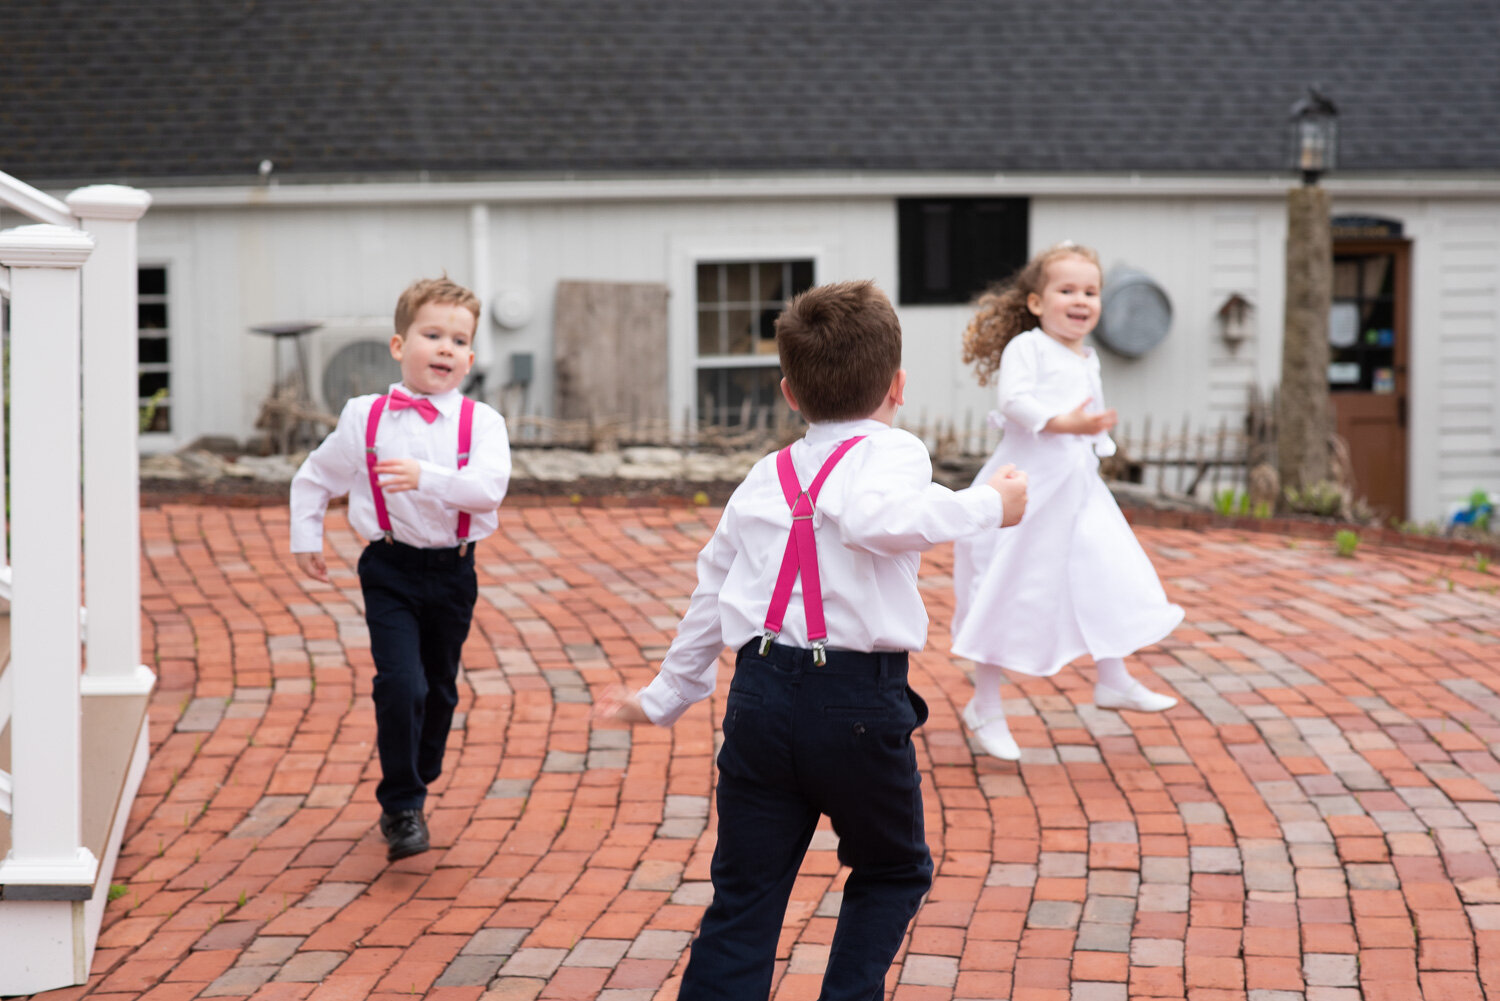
[593,684,651,724]
[296,551,330,583]
[985,464,1029,527]
[375,457,422,492]
[1045,398,1118,436]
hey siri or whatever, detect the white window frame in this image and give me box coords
[668,236,830,430]
[136,248,193,454]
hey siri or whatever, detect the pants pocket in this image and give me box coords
[905,685,929,729]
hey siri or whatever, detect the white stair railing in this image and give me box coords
[0,171,72,228]
[0,168,154,995]
[0,171,72,607]
[0,223,98,888]
[69,185,155,696]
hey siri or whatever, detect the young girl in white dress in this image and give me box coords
[950,242,1183,760]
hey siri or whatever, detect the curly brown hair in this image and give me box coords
[961,242,1102,386]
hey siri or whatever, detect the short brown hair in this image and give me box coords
[394,276,481,338]
[775,280,901,422]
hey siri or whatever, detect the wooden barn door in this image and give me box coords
[1328,238,1410,520]
[554,281,670,424]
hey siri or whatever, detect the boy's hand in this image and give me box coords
[296,551,330,583]
[986,464,1028,528]
[593,684,652,725]
[1045,398,1118,436]
[375,457,422,493]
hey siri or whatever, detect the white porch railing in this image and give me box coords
[0,221,97,888]
[0,168,155,994]
[70,184,156,696]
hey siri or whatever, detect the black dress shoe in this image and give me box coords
[379,809,430,861]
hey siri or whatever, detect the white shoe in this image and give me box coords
[962,699,1021,761]
[1094,680,1177,713]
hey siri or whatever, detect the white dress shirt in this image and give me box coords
[638,418,1003,725]
[290,383,511,552]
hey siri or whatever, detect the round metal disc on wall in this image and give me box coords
[1095,269,1172,358]
[492,285,533,329]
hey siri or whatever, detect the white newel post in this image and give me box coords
[68,185,156,696]
[0,224,99,887]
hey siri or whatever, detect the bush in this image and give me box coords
[1284,480,1347,518]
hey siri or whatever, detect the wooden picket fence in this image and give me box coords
[504,404,803,453]
[496,393,1275,505]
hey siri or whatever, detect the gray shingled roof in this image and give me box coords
[4,0,1499,185]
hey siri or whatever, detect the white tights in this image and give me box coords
[973,656,1137,718]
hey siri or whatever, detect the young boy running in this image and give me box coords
[291,277,511,861]
[596,279,1026,999]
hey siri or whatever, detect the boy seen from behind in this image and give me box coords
[595,279,1027,1000]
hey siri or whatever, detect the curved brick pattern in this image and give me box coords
[31,505,1500,1001]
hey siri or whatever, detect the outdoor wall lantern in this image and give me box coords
[1290,87,1338,184]
[1217,293,1253,349]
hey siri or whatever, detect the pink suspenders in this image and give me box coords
[454,398,475,546]
[759,435,865,665]
[364,394,477,553]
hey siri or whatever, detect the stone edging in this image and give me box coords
[1120,503,1500,560]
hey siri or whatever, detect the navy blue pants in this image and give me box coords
[678,641,933,1001]
[358,539,477,813]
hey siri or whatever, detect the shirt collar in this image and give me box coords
[802,417,888,446]
[1028,326,1097,362]
[387,382,464,418]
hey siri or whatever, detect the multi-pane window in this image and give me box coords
[898,197,1029,305]
[695,259,814,427]
[1328,252,1398,394]
[137,266,171,432]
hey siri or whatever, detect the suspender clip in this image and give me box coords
[812,641,827,667]
[758,631,776,656]
[383,531,394,544]
[458,539,470,557]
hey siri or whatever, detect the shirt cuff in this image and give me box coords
[417,462,454,495]
[637,676,695,726]
[289,520,326,553]
[1004,399,1056,435]
[961,481,1005,528]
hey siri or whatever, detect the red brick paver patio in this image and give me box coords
[28,503,1500,1001]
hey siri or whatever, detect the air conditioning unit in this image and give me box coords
[304,319,402,415]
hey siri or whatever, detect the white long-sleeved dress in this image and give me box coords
[950,329,1183,675]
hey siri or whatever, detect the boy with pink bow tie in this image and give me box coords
[290,277,511,862]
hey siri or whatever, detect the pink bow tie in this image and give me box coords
[388,389,440,423]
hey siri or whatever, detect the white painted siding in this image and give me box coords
[1432,208,1500,516]
[140,205,473,444]
[132,184,1500,522]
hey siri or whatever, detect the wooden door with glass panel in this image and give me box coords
[1328,239,1409,520]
